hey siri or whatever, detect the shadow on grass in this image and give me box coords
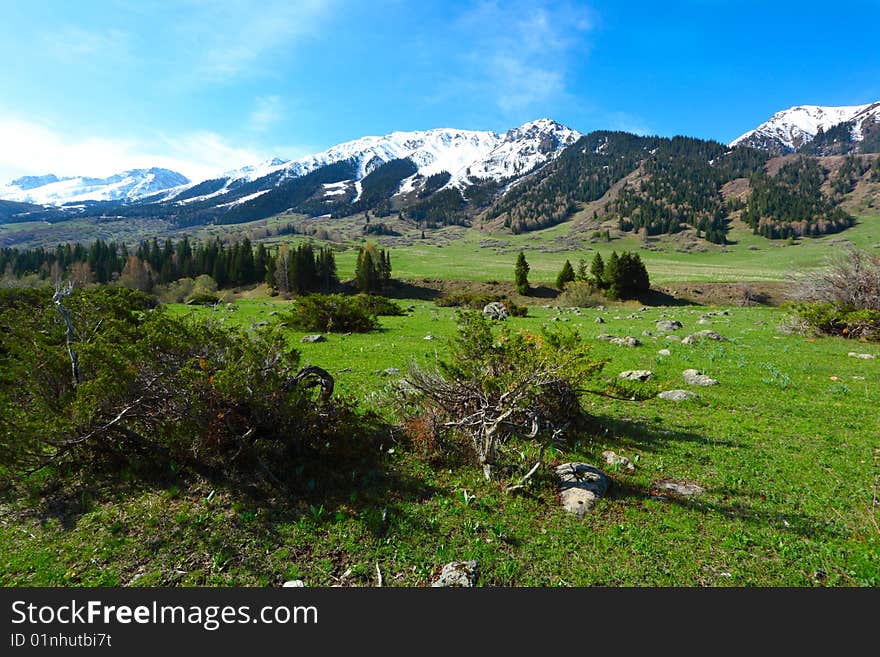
[581,413,743,453]
[607,478,840,540]
[8,431,436,535]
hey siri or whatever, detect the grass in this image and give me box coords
[2,297,878,586]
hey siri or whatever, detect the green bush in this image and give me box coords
[791,302,880,340]
[557,280,604,308]
[352,294,405,317]
[0,287,374,484]
[400,311,605,481]
[286,294,379,333]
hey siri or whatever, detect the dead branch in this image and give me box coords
[287,365,334,402]
[52,282,80,385]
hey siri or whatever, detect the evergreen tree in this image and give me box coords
[590,252,606,288]
[514,251,530,295]
[556,259,575,290]
[604,251,621,298]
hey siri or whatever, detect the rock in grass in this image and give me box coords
[656,320,683,332]
[848,352,876,360]
[300,334,326,343]
[556,463,610,519]
[282,580,305,587]
[603,450,635,471]
[654,479,704,496]
[594,316,605,323]
[658,348,671,356]
[619,370,653,382]
[382,368,401,376]
[432,561,479,587]
[682,369,718,386]
[682,330,726,344]
[482,301,509,321]
[658,389,696,401]
[610,336,640,347]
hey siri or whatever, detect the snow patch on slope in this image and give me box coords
[730,103,879,151]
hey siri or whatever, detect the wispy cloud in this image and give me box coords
[179,0,336,80]
[452,1,594,116]
[248,96,284,133]
[0,115,271,183]
[40,25,131,61]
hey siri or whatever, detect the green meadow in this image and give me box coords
[3,295,877,586]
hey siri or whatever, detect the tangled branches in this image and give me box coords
[399,311,604,481]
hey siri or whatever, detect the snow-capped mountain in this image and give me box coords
[0,168,190,206]
[167,118,580,205]
[455,118,581,184]
[731,102,880,154]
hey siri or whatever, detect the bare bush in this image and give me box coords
[789,248,880,311]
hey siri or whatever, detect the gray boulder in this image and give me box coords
[556,463,610,519]
[602,450,635,471]
[610,336,640,347]
[657,389,697,401]
[482,302,509,321]
[300,334,326,343]
[658,348,671,356]
[619,370,653,382]
[683,369,718,386]
[432,561,479,587]
[654,479,704,496]
[656,320,683,332]
[848,352,876,360]
[682,330,726,344]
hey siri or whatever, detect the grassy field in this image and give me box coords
[3,297,877,586]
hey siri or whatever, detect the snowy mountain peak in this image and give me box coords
[731,102,880,154]
[0,168,190,206]
[453,118,581,184]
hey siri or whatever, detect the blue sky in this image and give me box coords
[2,0,879,182]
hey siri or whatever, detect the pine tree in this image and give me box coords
[604,251,620,299]
[590,252,605,288]
[556,259,575,290]
[514,251,530,295]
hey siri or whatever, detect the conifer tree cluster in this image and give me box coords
[741,157,854,238]
[269,243,338,295]
[575,250,649,300]
[354,243,392,293]
[0,237,269,291]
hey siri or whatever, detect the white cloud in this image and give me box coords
[40,25,131,61]
[179,0,335,80]
[248,96,284,133]
[0,116,272,184]
[454,1,594,115]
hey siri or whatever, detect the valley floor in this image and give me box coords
[2,300,877,586]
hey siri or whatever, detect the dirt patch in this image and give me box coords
[656,281,791,306]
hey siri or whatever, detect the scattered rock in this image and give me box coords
[603,450,635,471]
[657,389,697,401]
[848,352,876,360]
[300,334,326,343]
[656,320,683,332]
[642,330,653,337]
[618,370,653,382]
[596,333,615,341]
[683,369,718,386]
[594,316,605,323]
[423,334,435,340]
[432,561,479,587]
[555,463,610,519]
[610,336,640,347]
[697,318,712,325]
[665,335,681,342]
[658,348,671,356]
[256,321,269,327]
[654,479,704,496]
[282,580,305,588]
[268,311,279,316]
[682,330,726,344]
[382,367,401,376]
[482,301,509,321]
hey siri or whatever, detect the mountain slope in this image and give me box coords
[0,168,190,206]
[731,103,880,155]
